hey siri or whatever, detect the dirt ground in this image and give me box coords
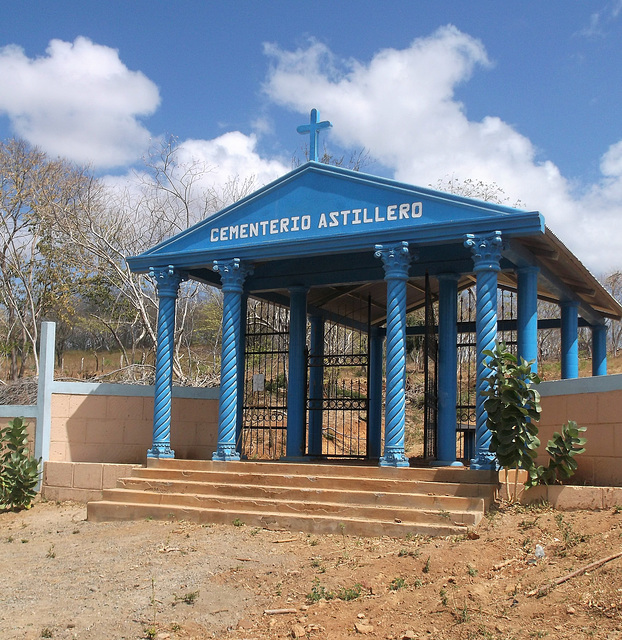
[3,500,622,640]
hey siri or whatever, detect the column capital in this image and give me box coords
[464,231,503,272]
[149,265,186,297]
[374,242,414,279]
[213,258,253,293]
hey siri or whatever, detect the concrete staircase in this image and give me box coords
[87,459,499,537]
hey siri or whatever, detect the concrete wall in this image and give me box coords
[538,374,622,486]
[49,383,220,464]
[42,461,139,502]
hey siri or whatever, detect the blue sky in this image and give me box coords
[1,1,622,271]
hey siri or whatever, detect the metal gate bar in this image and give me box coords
[423,273,438,460]
[240,299,289,459]
[307,301,370,459]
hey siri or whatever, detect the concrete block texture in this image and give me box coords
[41,462,141,503]
[43,462,74,488]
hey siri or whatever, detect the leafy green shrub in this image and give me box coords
[536,421,587,485]
[482,342,541,497]
[482,343,587,492]
[0,417,41,511]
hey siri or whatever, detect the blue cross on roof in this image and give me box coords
[297,108,332,162]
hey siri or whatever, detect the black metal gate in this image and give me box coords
[423,274,439,459]
[240,299,289,459]
[306,304,370,458]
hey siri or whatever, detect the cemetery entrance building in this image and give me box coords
[128,111,622,470]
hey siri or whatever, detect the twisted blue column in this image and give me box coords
[375,242,412,467]
[517,266,539,372]
[433,273,461,466]
[592,324,607,376]
[465,232,503,470]
[561,301,579,379]
[213,259,252,461]
[148,265,185,459]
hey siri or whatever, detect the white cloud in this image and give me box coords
[0,37,160,168]
[263,27,622,274]
[175,132,288,190]
[103,132,289,234]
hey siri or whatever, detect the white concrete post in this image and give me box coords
[35,321,55,465]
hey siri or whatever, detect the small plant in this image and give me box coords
[5,536,13,543]
[144,626,157,640]
[46,545,56,559]
[41,629,53,639]
[519,517,539,530]
[398,547,420,557]
[306,578,334,603]
[467,564,478,577]
[455,601,470,624]
[390,577,406,591]
[555,513,584,548]
[310,557,326,573]
[174,590,199,605]
[0,417,41,511]
[614,505,622,515]
[250,527,261,536]
[536,421,587,485]
[413,578,423,588]
[336,583,363,601]
[439,509,451,519]
[440,587,449,606]
[423,556,431,573]
[146,577,158,637]
[232,518,245,527]
[171,623,182,632]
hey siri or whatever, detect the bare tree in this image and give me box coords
[0,139,93,378]
[47,137,257,384]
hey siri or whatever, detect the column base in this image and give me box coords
[429,460,464,467]
[212,445,241,462]
[147,444,175,459]
[470,452,498,470]
[379,449,409,467]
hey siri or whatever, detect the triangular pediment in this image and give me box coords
[128,162,543,270]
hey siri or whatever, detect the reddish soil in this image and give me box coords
[3,500,622,639]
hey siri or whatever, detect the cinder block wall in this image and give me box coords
[538,375,622,486]
[42,461,140,502]
[49,386,219,464]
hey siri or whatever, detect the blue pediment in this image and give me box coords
[128,162,544,271]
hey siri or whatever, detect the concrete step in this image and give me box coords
[117,477,487,514]
[147,458,497,484]
[87,500,470,538]
[100,487,483,526]
[130,468,494,498]
[87,459,499,537]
